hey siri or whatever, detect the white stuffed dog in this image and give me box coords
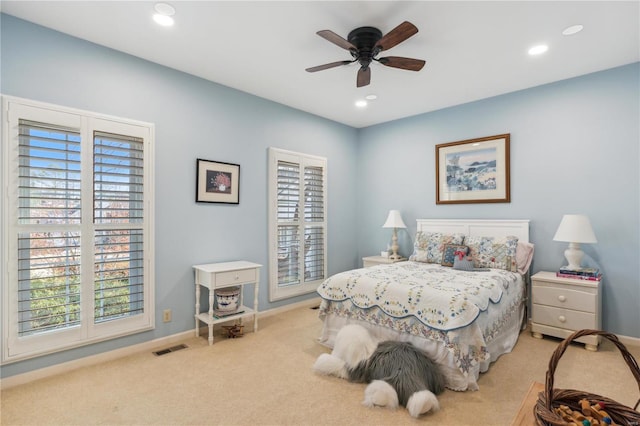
[313,324,444,418]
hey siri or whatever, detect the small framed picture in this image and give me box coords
[435,134,510,204]
[196,158,240,204]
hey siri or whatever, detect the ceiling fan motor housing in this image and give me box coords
[347,27,382,68]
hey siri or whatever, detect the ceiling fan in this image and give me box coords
[306,21,426,88]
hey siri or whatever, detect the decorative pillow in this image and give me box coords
[465,235,519,271]
[441,244,468,267]
[453,255,475,271]
[516,241,535,274]
[409,232,465,264]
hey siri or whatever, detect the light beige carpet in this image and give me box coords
[2,306,639,425]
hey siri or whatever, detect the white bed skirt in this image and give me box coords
[317,301,525,391]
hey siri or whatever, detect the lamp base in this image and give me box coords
[563,242,584,270]
[389,228,401,260]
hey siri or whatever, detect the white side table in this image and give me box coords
[192,261,261,345]
[362,255,407,268]
[530,271,602,351]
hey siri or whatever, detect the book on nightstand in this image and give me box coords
[556,272,602,281]
[557,266,601,281]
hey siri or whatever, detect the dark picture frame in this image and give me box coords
[435,134,510,204]
[196,158,240,204]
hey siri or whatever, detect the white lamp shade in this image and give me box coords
[553,214,597,243]
[382,210,407,229]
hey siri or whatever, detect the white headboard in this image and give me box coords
[416,219,530,243]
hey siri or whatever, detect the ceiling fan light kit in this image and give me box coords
[306,21,426,88]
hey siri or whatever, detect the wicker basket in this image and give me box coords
[534,329,640,426]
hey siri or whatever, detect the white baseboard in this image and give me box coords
[1,297,322,390]
[617,334,640,347]
[0,329,194,390]
[525,319,640,348]
[259,296,321,318]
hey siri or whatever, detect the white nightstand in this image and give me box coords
[362,255,407,268]
[530,271,602,351]
[192,261,261,345]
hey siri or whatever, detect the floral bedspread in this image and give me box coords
[317,261,516,331]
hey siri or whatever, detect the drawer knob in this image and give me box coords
[235,274,239,280]
[558,315,566,323]
[558,295,566,302]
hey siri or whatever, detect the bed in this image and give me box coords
[316,219,532,391]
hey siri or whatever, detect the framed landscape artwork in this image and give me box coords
[435,134,510,204]
[196,158,240,204]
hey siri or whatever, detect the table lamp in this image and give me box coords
[382,210,407,260]
[552,214,597,270]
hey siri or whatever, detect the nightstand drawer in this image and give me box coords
[215,268,257,287]
[532,304,597,330]
[532,286,596,312]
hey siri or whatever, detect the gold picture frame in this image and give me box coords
[436,134,510,204]
[196,158,240,204]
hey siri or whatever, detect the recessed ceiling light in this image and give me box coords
[562,25,584,36]
[153,2,175,26]
[154,3,175,16]
[528,44,548,56]
[153,14,174,26]
[355,100,368,108]
[365,94,377,101]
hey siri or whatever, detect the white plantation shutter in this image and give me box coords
[18,120,82,225]
[17,231,82,336]
[268,148,327,301]
[93,131,144,224]
[17,119,83,337]
[303,165,325,282]
[94,229,144,323]
[93,131,145,323]
[276,161,300,286]
[3,97,154,363]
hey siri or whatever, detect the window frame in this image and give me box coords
[2,96,155,364]
[267,147,327,302]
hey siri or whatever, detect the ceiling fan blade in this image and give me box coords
[316,30,357,51]
[374,21,419,52]
[377,56,426,71]
[357,67,371,87]
[305,60,354,73]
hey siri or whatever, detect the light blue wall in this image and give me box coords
[356,62,640,338]
[2,14,638,378]
[0,14,359,377]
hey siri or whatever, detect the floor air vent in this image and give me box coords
[153,344,188,356]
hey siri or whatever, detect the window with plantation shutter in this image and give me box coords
[18,120,82,225]
[17,120,83,338]
[2,96,154,363]
[268,148,327,301]
[93,132,145,324]
[93,131,144,224]
[94,229,144,323]
[303,165,325,282]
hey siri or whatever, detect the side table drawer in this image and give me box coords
[215,268,256,287]
[532,304,597,330]
[532,285,596,312]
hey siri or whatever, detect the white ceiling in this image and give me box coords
[2,1,638,128]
